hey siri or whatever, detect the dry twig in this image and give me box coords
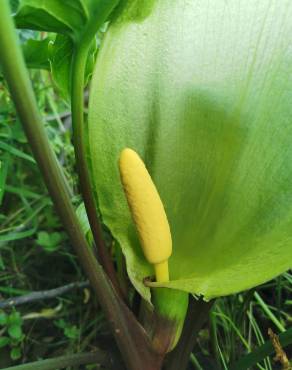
[268,328,291,370]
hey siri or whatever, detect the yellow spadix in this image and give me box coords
[119,148,172,283]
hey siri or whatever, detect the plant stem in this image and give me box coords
[0,4,160,370]
[70,0,124,297]
[3,351,111,370]
[190,354,204,370]
[71,43,123,297]
[165,297,214,370]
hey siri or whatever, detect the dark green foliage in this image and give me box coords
[48,35,97,101]
[22,38,50,70]
[14,0,87,37]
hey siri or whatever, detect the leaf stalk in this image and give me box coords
[70,1,123,297]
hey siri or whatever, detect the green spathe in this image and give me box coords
[88,0,292,302]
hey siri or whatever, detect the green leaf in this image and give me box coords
[14,0,86,37]
[37,231,66,252]
[49,35,73,100]
[0,336,10,348]
[10,346,21,361]
[0,255,5,271]
[0,154,10,206]
[14,0,120,41]
[22,38,50,70]
[14,1,119,99]
[64,325,79,339]
[0,311,7,326]
[88,1,292,302]
[49,34,97,101]
[8,325,22,340]
[76,202,93,242]
[0,140,35,164]
[76,202,90,236]
[75,203,94,246]
[10,0,20,13]
[8,311,22,327]
[54,318,66,329]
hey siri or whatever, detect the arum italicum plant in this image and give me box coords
[88,0,292,348]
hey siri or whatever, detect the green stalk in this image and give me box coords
[210,308,222,369]
[151,289,189,354]
[254,292,286,333]
[71,0,123,297]
[165,297,214,370]
[0,4,159,370]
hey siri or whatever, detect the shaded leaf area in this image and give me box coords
[22,38,50,70]
[88,0,292,302]
[14,0,86,38]
[12,0,109,99]
[13,33,97,101]
[13,0,116,44]
[49,35,96,101]
[9,0,20,13]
